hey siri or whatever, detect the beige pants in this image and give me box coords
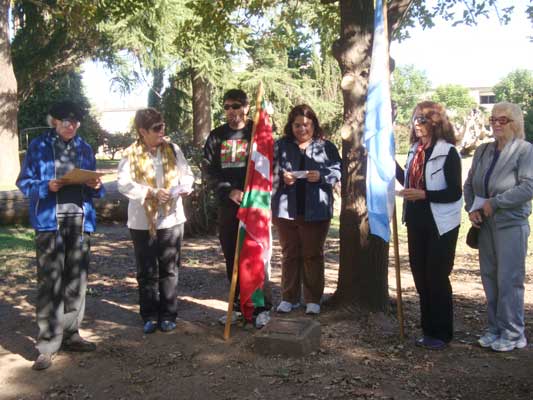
[274,216,330,304]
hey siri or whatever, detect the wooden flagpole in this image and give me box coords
[224,82,265,340]
[380,0,404,339]
[392,206,405,339]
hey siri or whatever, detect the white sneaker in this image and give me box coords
[478,332,499,348]
[276,301,300,313]
[218,311,242,325]
[491,336,527,352]
[305,303,320,315]
[255,311,270,329]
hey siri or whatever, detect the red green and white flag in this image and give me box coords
[236,98,273,322]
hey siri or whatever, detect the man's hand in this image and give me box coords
[399,188,426,201]
[229,189,243,205]
[283,171,296,186]
[48,179,64,192]
[306,170,320,183]
[85,178,102,190]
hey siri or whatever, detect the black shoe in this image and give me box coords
[62,338,96,352]
[32,353,53,370]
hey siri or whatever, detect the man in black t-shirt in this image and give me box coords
[203,89,252,323]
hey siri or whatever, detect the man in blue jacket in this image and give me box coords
[16,100,105,370]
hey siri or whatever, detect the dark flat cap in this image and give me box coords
[49,100,85,121]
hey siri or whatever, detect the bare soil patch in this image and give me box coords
[1,223,532,400]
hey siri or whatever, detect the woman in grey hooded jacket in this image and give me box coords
[464,102,533,352]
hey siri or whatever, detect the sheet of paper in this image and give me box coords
[61,168,105,185]
[469,195,487,213]
[169,185,192,197]
[290,170,308,179]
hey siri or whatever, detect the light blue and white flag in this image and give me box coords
[363,0,396,242]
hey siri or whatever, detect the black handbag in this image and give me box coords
[466,145,488,250]
[466,226,480,249]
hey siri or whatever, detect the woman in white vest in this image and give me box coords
[464,102,533,352]
[397,101,462,350]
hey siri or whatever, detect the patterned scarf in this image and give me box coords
[409,142,426,190]
[127,139,179,237]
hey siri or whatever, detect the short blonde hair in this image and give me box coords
[492,102,525,139]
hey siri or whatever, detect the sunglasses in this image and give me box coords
[60,119,80,128]
[413,116,428,125]
[223,103,243,111]
[149,123,165,133]
[489,116,512,125]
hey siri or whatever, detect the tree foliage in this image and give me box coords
[391,64,431,125]
[431,84,477,120]
[18,70,105,152]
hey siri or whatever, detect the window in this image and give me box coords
[480,95,496,104]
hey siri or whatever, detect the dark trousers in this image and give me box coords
[130,224,183,323]
[218,204,272,312]
[34,218,90,354]
[407,221,459,342]
[218,204,241,303]
[274,216,330,304]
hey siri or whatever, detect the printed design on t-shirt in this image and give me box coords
[221,139,248,169]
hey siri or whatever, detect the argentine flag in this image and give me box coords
[363,0,396,242]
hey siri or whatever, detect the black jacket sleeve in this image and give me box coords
[203,131,231,201]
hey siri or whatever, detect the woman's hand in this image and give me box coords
[306,170,320,183]
[283,171,296,186]
[148,188,171,204]
[468,210,483,228]
[48,179,64,192]
[85,178,102,190]
[482,200,494,217]
[399,188,426,201]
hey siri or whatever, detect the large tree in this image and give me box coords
[0,0,19,185]
[317,0,518,312]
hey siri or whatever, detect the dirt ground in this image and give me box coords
[1,222,533,400]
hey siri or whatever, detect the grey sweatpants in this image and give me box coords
[34,217,90,354]
[478,218,529,340]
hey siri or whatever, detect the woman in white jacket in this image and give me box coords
[118,108,194,334]
[396,101,462,350]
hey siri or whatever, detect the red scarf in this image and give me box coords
[409,142,426,190]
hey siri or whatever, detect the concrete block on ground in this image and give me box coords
[254,317,320,357]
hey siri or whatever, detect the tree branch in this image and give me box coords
[388,0,414,36]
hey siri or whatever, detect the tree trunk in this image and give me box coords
[148,67,164,110]
[191,68,211,147]
[330,0,389,311]
[0,0,20,186]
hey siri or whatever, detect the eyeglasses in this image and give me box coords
[60,119,80,128]
[489,116,512,125]
[223,103,243,111]
[149,123,165,133]
[413,116,428,125]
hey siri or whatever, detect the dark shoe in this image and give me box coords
[415,336,447,350]
[143,320,158,334]
[159,320,176,332]
[62,338,97,352]
[32,353,53,370]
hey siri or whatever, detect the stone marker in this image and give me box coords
[254,317,320,357]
